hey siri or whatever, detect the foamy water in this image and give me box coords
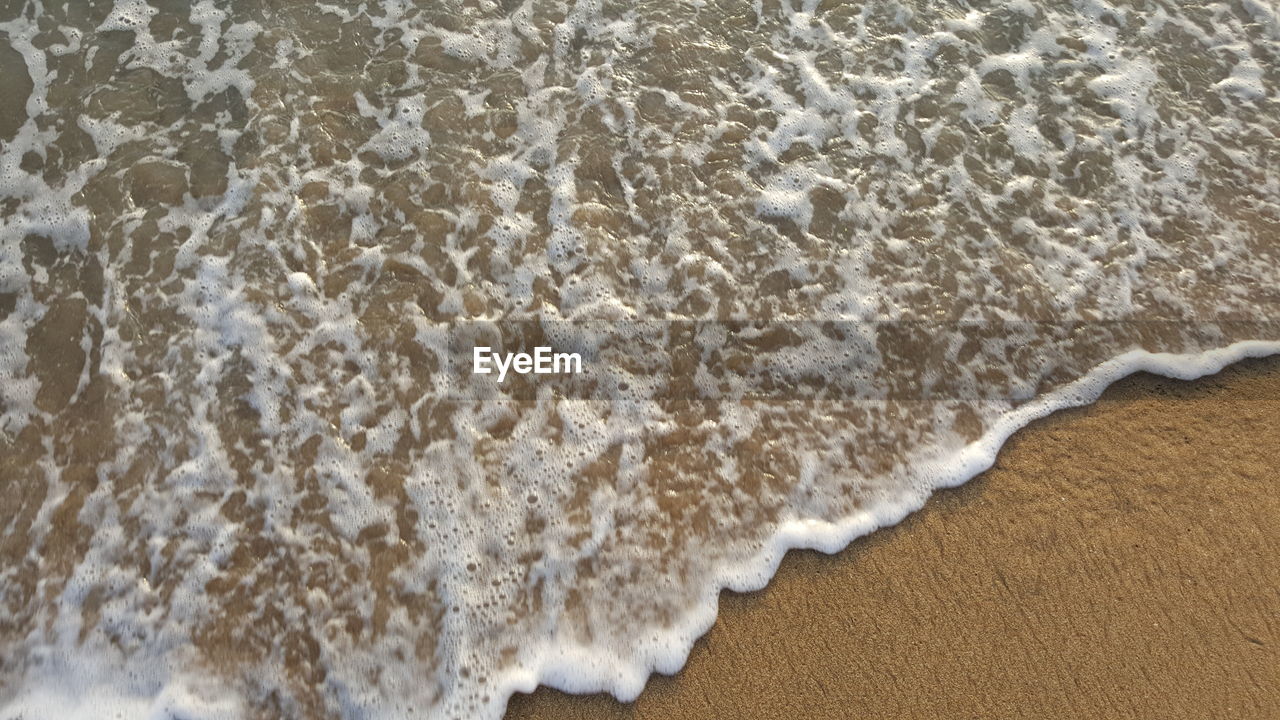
[1,0,1278,718]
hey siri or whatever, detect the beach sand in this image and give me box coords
[507,356,1280,720]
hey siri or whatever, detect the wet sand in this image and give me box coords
[507,356,1280,720]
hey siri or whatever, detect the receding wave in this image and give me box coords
[1,1,1277,718]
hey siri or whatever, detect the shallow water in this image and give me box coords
[1,1,1278,718]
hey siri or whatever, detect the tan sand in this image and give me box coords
[507,356,1280,720]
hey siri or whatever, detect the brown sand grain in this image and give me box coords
[507,356,1280,720]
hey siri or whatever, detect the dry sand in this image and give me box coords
[507,356,1280,720]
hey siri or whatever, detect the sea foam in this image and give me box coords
[1,1,1278,719]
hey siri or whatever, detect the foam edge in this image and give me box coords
[497,339,1280,711]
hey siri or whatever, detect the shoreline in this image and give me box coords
[507,354,1280,719]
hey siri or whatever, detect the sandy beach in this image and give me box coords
[508,356,1280,719]
[4,3,1279,717]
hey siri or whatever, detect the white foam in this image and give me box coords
[1,1,1278,719]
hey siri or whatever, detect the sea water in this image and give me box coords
[0,1,1277,718]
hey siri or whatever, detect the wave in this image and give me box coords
[1,0,1278,718]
